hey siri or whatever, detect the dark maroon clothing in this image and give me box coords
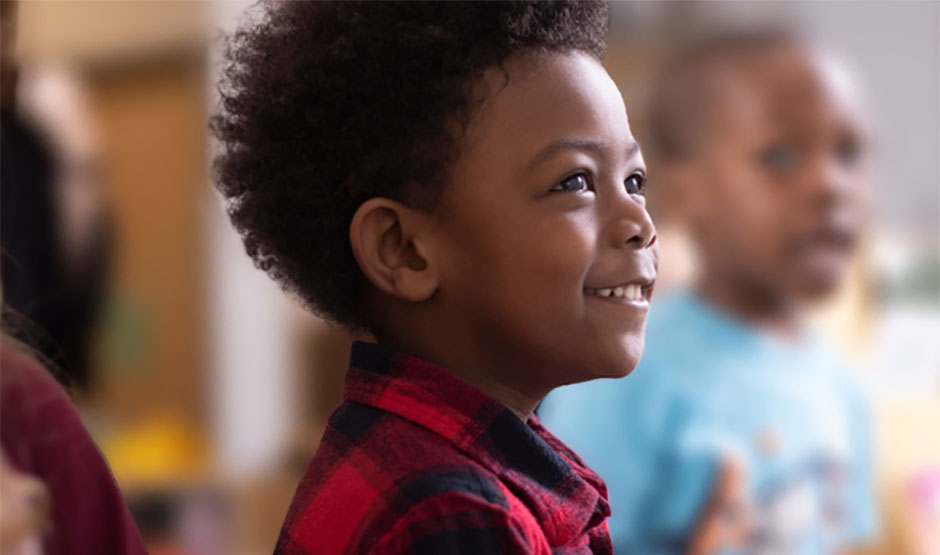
[0,346,146,555]
[275,340,612,554]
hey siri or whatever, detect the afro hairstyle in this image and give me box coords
[211,0,609,332]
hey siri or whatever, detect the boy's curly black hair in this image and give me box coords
[211,1,608,332]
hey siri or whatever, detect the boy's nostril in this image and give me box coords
[625,228,656,249]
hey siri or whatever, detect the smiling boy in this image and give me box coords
[212,2,657,553]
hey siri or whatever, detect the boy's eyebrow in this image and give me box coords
[528,138,640,169]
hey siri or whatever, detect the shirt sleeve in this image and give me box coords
[370,490,550,555]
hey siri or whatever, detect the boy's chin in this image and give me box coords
[602,363,640,380]
[577,337,645,382]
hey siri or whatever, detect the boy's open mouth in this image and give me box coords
[583,280,654,302]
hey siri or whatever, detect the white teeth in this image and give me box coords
[586,284,647,300]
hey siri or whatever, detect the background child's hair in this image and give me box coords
[646,29,800,162]
[210,1,608,332]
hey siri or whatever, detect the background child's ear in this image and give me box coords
[349,198,439,302]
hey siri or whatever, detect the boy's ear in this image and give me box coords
[349,198,439,302]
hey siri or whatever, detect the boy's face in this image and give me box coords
[428,52,658,387]
[684,47,869,303]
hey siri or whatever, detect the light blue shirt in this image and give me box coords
[539,290,877,554]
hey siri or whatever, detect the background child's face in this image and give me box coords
[428,52,658,387]
[682,47,869,303]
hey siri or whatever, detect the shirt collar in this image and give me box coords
[343,341,610,547]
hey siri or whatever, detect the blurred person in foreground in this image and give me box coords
[213,1,658,552]
[540,32,876,554]
[1,316,147,554]
[2,6,137,541]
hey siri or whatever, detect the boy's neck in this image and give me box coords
[375,331,543,422]
[696,271,804,342]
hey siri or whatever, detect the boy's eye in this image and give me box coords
[760,145,798,174]
[624,173,646,195]
[550,173,590,193]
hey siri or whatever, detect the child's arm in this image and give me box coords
[686,457,754,555]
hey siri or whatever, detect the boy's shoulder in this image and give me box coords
[275,401,548,554]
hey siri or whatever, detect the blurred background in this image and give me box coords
[1,1,937,554]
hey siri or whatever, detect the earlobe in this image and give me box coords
[349,198,439,302]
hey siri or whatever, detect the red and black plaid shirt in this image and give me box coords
[275,341,612,554]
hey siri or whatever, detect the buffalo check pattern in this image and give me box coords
[274,341,612,554]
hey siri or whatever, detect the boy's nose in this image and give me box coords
[611,197,657,250]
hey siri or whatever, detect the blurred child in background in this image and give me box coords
[540,32,877,554]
